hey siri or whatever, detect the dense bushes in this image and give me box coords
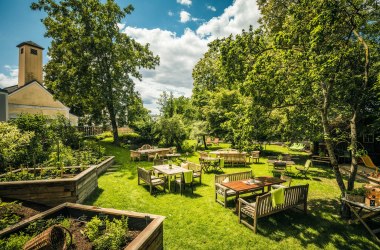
[0,114,105,174]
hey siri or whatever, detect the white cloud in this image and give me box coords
[123,27,209,114]
[177,0,192,7]
[168,11,174,16]
[207,5,216,12]
[197,0,260,39]
[0,65,18,88]
[120,0,260,114]
[180,10,191,23]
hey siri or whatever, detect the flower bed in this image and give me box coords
[0,156,114,207]
[0,203,165,250]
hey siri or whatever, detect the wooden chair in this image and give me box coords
[198,151,209,158]
[296,160,312,177]
[213,137,219,145]
[130,150,141,161]
[175,171,194,195]
[199,158,211,173]
[238,184,309,233]
[181,162,202,184]
[249,151,260,163]
[137,167,166,195]
[206,137,212,145]
[271,174,292,189]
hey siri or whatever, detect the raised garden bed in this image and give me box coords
[0,202,165,250]
[0,156,114,207]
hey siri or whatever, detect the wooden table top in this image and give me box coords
[221,176,285,192]
[153,165,189,175]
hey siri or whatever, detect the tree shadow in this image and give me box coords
[83,187,104,205]
[242,198,380,249]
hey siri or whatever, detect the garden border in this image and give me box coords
[0,156,114,206]
[0,202,165,250]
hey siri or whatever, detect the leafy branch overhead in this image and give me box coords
[31,0,159,144]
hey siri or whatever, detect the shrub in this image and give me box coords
[95,131,113,140]
[0,122,34,172]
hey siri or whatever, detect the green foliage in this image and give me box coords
[95,131,113,140]
[31,0,160,144]
[0,201,22,230]
[346,186,367,196]
[0,122,34,172]
[0,232,31,250]
[154,115,187,150]
[50,115,83,149]
[85,216,128,250]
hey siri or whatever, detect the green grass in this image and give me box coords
[84,141,379,249]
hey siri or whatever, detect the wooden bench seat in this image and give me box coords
[215,171,252,207]
[238,184,309,233]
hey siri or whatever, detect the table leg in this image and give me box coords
[235,192,240,213]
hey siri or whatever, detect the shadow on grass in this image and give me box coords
[84,187,104,205]
[241,198,379,249]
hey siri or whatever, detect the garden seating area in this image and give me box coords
[2,140,379,249]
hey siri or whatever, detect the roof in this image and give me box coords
[16,41,44,50]
[0,89,8,94]
[3,85,19,94]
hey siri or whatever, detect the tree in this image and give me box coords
[31,0,159,144]
[256,0,380,199]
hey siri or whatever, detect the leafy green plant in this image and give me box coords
[0,232,31,250]
[0,201,22,230]
[85,216,128,250]
[346,186,367,196]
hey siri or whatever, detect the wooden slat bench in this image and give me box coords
[215,171,252,207]
[137,167,166,195]
[238,184,309,233]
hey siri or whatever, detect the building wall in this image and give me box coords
[0,91,8,121]
[18,45,43,86]
[8,82,78,125]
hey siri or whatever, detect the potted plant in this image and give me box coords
[345,186,366,203]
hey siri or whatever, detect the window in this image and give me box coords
[30,48,37,55]
[20,48,24,54]
[363,133,374,143]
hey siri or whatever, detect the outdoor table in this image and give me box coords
[153,164,189,192]
[221,176,285,212]
[267,160,295,172]
[341,198,380,243]
[200,157,221,172]
[136,148,171,160]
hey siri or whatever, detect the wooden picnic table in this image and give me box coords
[341,198,380,243]
[200,157,221,172]
[153,164,189,191]
[221,176,285,212]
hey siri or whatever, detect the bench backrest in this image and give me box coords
[255,184,309,218]
[139,144,152,150]
[215,170,252,184]
[137,167,152,183]
[218,152,246,163]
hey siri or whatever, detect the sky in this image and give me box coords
[0,0,261,114]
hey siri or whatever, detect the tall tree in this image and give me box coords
[257,0,380,199]
[31,0,159,144]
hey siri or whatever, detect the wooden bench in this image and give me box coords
[238,184,309,233]
[137,167,166,195]
[311,155,331,166]
[218,152,247,167]
[215,171,252,207]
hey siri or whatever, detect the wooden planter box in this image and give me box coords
[0,156,114,207]
[0,203,165,250]
[345,193,365,203]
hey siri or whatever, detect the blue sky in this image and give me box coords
[0,0,260,114]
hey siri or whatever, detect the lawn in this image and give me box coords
[84,141,379,249]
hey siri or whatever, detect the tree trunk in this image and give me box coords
[107,102,119,145]
[202,135,208,150]
[320,83,346,195]
[347,111,358,191]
